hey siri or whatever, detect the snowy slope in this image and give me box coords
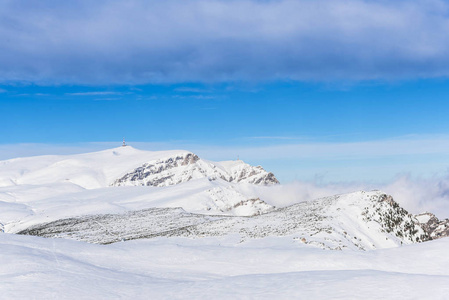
[18,191,428,250]
[1,178,275,234]
[171,191,427,250]
[0,146,186,189]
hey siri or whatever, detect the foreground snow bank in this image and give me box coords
[1,233,448,299]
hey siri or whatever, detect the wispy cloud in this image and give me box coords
[185,135,449,161]
[249,136,303,140]
[0,88,7,93]
[2,0,449,84]
[66,92,122,96]
[2,135,448,162]
[93,97,122,101]
[174,87,213,93]
[172,94,216,100]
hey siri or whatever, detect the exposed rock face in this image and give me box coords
[112,153,212,187]
[226,164,279,185]
[415,212,449,240]
[112,152,279,187]
[362,194,429,243]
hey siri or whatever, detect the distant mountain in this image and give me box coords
[0,146,181,189]
[112,152,279,187]
[0,146,277,189]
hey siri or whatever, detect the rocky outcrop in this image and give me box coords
[112,153,219,187]
[206,186,274,216]
[362,194,429,243]
[226,164,279,185]
[415,212,449,240]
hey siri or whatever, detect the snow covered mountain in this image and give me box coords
[0,146,278,189]
[0,147,279,235]
[0,146,446,252]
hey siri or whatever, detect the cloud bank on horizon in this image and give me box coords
[245,175,449,219]
[1,135,449,185]
[2,0,449,84]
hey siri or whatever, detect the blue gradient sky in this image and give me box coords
[2,0,449,183]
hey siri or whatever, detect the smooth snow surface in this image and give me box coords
[1,233,449,299]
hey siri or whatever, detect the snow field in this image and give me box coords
[1,233,449,299]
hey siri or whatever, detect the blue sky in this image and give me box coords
[2,0,449,183]
[2,80,449,144]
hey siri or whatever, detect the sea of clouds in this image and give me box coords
[243,175,449,219]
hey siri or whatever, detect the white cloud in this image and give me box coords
[186,135,449,161]
[0,143,117,160]
[249,136,302,140]
[2,0,449,84]
[3,134,449,166]
[174,87,212,93]
[382,175,449,219]
[242,175,449,219]
[66,92,121,96]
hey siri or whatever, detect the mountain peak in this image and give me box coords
[113,151,279,187]
[1,146,278,189]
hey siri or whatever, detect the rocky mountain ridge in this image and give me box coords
[112,152,279,187]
